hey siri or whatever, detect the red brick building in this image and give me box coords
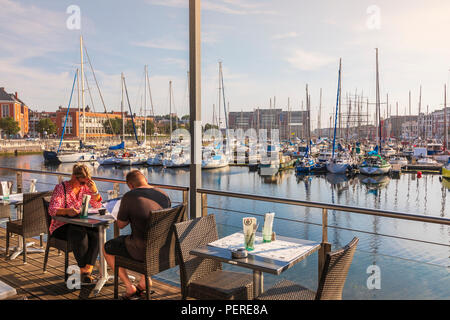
[0,87,29,137]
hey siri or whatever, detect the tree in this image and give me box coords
[204,123,219,131]
[103,118,123,135]
[37,118,56,135]
[0,117,20,136]
[181,115,190,120]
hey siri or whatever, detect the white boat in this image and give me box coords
[326,154,353,174]
[115,152,147,166]
[416,157,439,165]
[359,156,391,175]
[164,149,190,168]
[381,147,396,157]
[318,150,333,163]
[259,159,280,176]
[55,151,97,163]
[389,156,408,167]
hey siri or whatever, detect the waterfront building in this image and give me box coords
[0,87,29,137]
[228,108,308,140]
[28,110,57,137]
[55,106,154,139]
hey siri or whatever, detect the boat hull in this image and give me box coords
[359,164,391,175]
[443,166,450,179]
[326,162,350,174]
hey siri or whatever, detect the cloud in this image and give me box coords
[286,49,335,71]
[272,32,299,40]
[146,0,277,15]
[131,39,187,51]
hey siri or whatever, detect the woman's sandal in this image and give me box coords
[120,291,141,300]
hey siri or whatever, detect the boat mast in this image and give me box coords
[121,73,125,142]
[144,65,148,145]
[80,35,86,142]
[332,58,342,160]
[376,48,381,153]
[445,84,448,151]
[169,81,173,144]
[318,88,322,138]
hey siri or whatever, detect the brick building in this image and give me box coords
[0,87,29,137]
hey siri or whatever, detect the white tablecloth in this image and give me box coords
[208,233,318,262]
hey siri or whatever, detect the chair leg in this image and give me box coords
[22,236,27,264]
[114,264,119,299]
[39,234,43,248]
[145,274,150,300]
[64,251,69,282]
[5,231,10,257]
[43,244,50,273]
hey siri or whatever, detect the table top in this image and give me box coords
[190,232,321,275]
[52,209,115,228]
[0,193,23,205]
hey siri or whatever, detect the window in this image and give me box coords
[2,104,9,117]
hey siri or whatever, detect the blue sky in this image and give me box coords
[1,0,450,128]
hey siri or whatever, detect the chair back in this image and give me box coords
[174,215,222,297]
[0,181,13,196]
[42,196,52,232]
[22,191,52,237]
[144,204,186,275]
[315,237,359,300]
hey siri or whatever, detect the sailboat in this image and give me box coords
[44,36,97,164]
[202,62,230,169]
[359,49,391,175]
[326,59,354,174]
[163,80,190,168]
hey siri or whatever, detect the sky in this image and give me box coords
[1,0,450,129]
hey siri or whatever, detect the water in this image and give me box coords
[1,154,449,299]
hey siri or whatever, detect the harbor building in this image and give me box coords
[0,87,29,137]
[55,106,154,139]
[228,108,308,140]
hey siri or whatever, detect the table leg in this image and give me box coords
[94,225,110,296]
[9,238,44,260]
[253,270,264,298]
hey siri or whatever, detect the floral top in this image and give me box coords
[48,181,103,234]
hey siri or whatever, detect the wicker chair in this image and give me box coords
[42,196,73,281]
[174,215,254,300]
[5,191,52,264]
[113,204,186,300]
[256,237,359,300]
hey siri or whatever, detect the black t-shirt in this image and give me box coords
[117,187,171,261]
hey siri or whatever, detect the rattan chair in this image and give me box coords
[113,204,186,300]
[42,196,73,281]
[5,191,52,264]
[256,237,359,300]
[174,215,254,300]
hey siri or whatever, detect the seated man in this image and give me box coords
[103,170,171,299]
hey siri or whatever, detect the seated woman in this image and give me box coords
[48,164,103,284]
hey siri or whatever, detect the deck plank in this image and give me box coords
[0,227,182,300]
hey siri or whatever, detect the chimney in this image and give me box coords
[15,92,18,99]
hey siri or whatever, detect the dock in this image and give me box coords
[0,227,181,300]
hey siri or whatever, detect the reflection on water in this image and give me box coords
[0,155,449,299]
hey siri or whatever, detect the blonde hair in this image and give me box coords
[72,163,92,180]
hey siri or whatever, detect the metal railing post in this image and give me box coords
[183,190,189,220]
[201,193,208,217]
[113,183,120,199]
[16,172,22,193]
[318,208,331,283]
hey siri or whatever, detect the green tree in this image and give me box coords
[0,117,20,136]
[103,118,123,135]
[204,123,219,131]
[37,118,56,135]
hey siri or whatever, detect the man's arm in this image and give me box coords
[117,219,129,229]
[116,195,130,230]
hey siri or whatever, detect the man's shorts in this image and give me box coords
[104,235,133,260]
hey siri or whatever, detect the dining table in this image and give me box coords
[52,208,115,295]
[190,232,321,298]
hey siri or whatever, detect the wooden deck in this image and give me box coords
[0,227,182,300]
